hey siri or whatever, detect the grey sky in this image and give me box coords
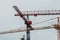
[0,0,60,40]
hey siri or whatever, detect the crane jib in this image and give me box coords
[14,13,60,16]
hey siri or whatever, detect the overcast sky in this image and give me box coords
[0,0,60,40]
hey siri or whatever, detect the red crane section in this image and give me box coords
[13,6,27,22]
[13,6,32,27]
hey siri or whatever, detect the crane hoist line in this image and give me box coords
[32,17,57,25]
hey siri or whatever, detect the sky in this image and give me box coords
[0,0,60,40]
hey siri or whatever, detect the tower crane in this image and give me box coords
[13,6,60,40]
[0,6,60,40]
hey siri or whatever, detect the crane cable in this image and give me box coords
[32,17,58,25]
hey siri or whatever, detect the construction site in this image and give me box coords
[0,0,60,40]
